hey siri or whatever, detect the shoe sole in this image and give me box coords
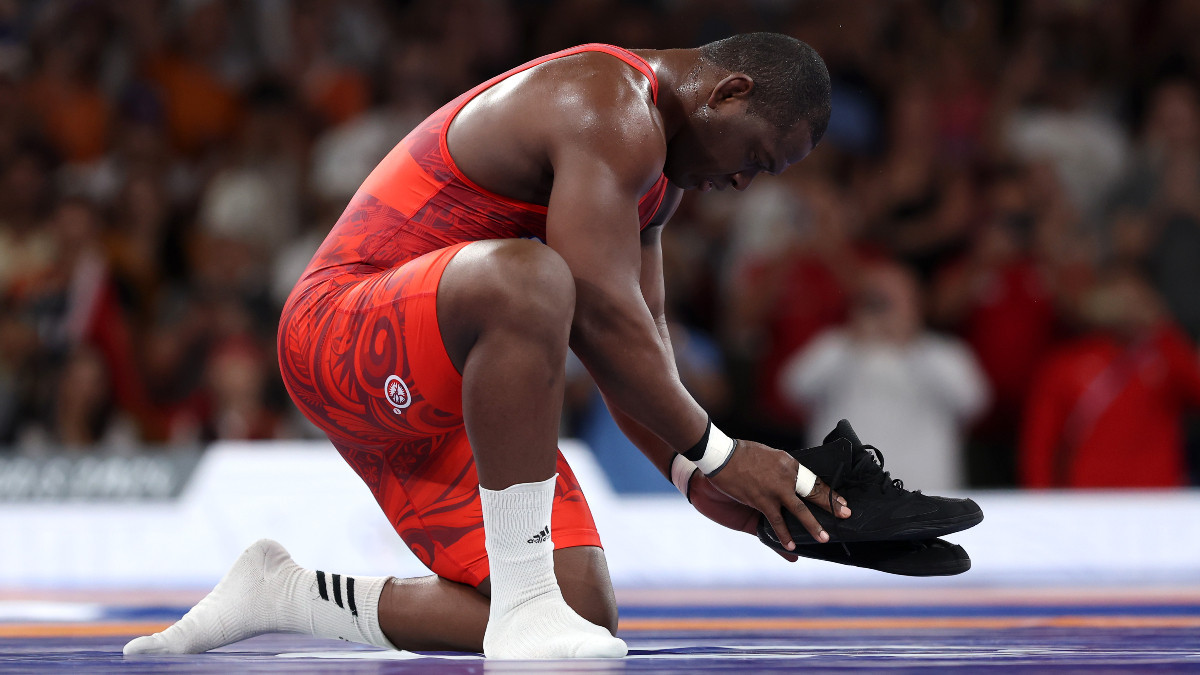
[797,550,972,577]
[763,534,973,576]
[834,508,985,542]
[793,505,985,544]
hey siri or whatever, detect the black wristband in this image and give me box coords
[682,418,711,462]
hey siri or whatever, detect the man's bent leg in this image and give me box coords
[131,241,623,658]
[439,239,573,488]
[435,240,625,659]
[123,531,615,655]
[124,539,394,655]
[378,546,617,652]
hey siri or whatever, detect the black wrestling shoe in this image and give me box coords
[768,419,984,544]
[758,521,971,576]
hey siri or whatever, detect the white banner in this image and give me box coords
[0,440,1197,589]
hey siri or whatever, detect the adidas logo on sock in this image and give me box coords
[526,525,550,544]
[315,571,359,617]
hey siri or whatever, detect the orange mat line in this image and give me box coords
[0,622,170,638]
[3,615,1200,639]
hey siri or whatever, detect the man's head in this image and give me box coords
[664,32,831,192]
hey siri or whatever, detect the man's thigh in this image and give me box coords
[281,242,605,591]
[278,242,473,445]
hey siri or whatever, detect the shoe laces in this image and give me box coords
[824,442,911,556]
[840,444,908,495]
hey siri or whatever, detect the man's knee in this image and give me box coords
[453,239,574,321]
[441,239,574,340]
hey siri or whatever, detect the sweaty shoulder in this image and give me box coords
[537,52,667,193]
[447,49,666,205]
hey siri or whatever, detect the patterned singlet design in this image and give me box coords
[275,44,667,584]
[290,42,670,302]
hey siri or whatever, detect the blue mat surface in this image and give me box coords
[3,590,1199,672]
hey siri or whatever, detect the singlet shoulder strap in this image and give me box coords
[430,43,663,216]
[567,43,659,104]
[459,44,659,106]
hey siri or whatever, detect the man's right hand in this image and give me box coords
[706,440,850,550]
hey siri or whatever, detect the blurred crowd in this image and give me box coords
[2,0,1200,490]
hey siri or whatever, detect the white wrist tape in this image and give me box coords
[670,454,697,501]
[795,463,818,498]
[693,424,736,476]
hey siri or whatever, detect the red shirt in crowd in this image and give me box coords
[959,260,1059,424]
[1020,324,1200,487]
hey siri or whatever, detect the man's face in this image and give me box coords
[663,94,814,192]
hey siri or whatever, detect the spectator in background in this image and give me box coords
[0,301,37,444]
[49,345,138,450]
[21,3,112,164]
[724,174,864,438]
[781,262,989,492]
[997,29,1129,222]
[932,163,1067,487]
[1020,268,1200,488]
[860,81,976,283]
[199,334,283,441]
[1108,78,1200,340]
[104,169,178,328]
[1104,77,1200,484]
[189,77,309,356]
[7,198,150,446]
[0,143,56,297]
[142,0,245,158]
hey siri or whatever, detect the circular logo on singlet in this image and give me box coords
[385,375,412,414]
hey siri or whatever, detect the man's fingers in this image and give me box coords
[764,511,796,551]
[829,488,850,518]
[802,479,852,518]
[794,462,817,498]
[785,495,829,543]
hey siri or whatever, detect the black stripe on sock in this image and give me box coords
[346,577,358,617]
[316,571,328,601]
[332,573,343,608]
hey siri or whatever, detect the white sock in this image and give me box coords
[123,539,395,655]
[479,475,626,659]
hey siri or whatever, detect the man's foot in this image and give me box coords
[124,539,298,654]
[479,477,626,660]
[775,419,983,544]
[483,590,627,659]
[758,523,972,576]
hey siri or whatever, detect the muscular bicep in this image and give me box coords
[543,108,666,321]
[545,152,647,312]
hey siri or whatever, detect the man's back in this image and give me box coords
[289,45,672,297]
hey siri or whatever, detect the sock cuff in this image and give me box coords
[478,474,558,506]
[353,575,396,650]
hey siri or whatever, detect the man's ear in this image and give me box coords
[706,73,755,109]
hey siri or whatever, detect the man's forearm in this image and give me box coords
[602,392,677,478]
[569,285,708,454]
